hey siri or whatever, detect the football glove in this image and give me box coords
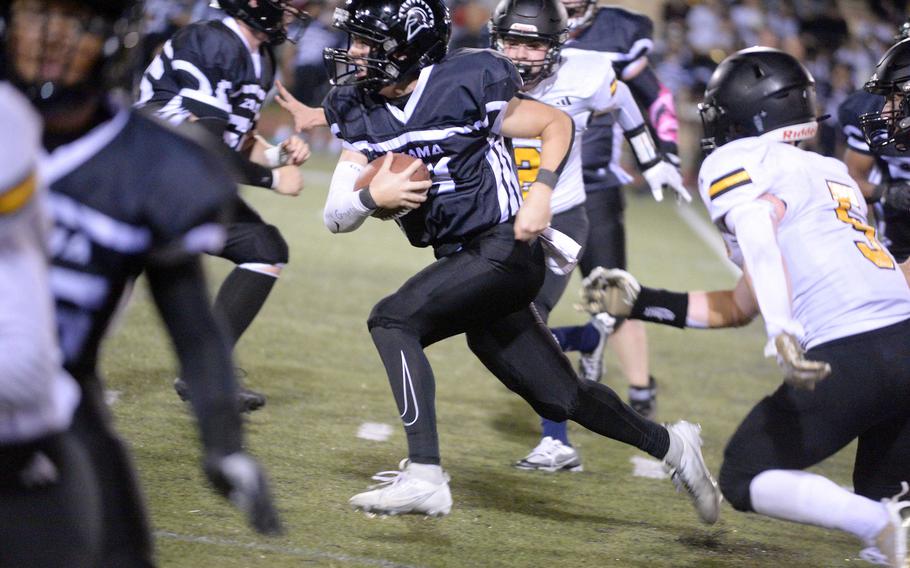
[883,180,910,211]
[773,333,831,390]
[642,161,692,203]
[204,451,283,535]
[577,267,640,317]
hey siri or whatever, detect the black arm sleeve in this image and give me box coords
[146,258,243,456]
[193,117,274,189]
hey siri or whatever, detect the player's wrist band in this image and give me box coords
[270,168,280,190]
[534,169,559,190]
[358,187,378,210]
[625,124,661,170]
[630,286,689,328]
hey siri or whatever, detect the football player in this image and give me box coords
[137,0,312,412]
[580,48,910,567]
[861,36,910,284]
[4,0,282,564]
[839,27,910,271]
[320,0,720,522]
[0,83,101,568]
[544,1,685,421]
[488,0,689,473]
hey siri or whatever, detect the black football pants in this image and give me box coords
[720,317,910,511]
[367,223,668,465]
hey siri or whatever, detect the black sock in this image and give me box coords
[213,267,278,347]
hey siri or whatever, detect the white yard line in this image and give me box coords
[155,531,426,568]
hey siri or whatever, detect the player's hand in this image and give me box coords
[204,451,283,536]
[274,80,328,132]
[577,266,640,317]
[368,152,431,210]
[280,136,311,166]
[273,164,304,196]
[514,182,552,241]
[642,161,692,203]
[883,180,910,211]
[774,332,831,390]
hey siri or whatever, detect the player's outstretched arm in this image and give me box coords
[146,259,283,535]
[499,97,573,240]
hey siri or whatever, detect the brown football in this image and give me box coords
[355,152,431,220]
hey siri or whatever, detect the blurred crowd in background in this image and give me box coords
[139,0,910,178]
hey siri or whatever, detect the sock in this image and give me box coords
[541,418,570,445]
[550,322,601,353]
[407,462,445,483]
[663,425,682,465]
[750,470,888,543]
[213,267,278,347]
[629,376,657,402]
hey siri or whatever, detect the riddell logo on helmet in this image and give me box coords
[400,0,434,42]
[780,124,818,140]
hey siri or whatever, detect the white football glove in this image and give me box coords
[773,333,831,390]
[577,266,641,317]
[642,161,692,203]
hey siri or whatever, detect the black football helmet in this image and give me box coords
[2,0,144,113]
[861,38,910,152]
[216,0,310,45]
[490,0,568,88]
[560,0,594,30]
[324,0,450,91]
[698,47,818,153]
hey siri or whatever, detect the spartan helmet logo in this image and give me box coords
[399,0,435,42]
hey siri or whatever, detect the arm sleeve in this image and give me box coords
[323,160,372,233]
[725,200,804,340]
[146,258,243,456]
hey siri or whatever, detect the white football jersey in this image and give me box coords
[698,135,910,349]
[0,83,80,444]
[514,48,625,214]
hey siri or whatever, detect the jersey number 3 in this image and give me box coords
[827,180,895,269]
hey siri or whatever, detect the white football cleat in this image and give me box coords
[577,313,616,383]
[349,459,452,517]
[663,421,722,524]
[860,482,910,567]
[514,436,583,472]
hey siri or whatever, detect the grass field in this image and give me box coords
[103,156,862,567]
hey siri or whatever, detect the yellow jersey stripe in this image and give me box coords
[708,168,751,200]
[610,79,618,96]
[0,173,36,214]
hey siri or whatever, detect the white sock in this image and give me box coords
[663,426,683,466]
[750,470,888,543]
[407,462,445,483]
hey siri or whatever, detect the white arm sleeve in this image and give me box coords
[609,80,647,132]
[323,160,371,233]
[725,199,804,340]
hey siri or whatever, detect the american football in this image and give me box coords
[355,152,431,220]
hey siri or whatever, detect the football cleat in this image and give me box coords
[628,376,658,419]
[663,421,722,524]
[576,313,616,383]
[349,459,452,517]
[174,371,267,414]
[514,436,583,472]
[860,482,910,567]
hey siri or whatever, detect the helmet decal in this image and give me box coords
[400,0,434,42]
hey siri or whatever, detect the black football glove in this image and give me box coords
[204,451,283,535]
[882,180,910,211]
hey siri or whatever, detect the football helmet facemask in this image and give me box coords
[2,0,143,113]
[215,0,310,45]
[324,0,450,91]
[861,38,910,152]
[490,0,568,88]
[560,0,594,30]
[698,47,818,153]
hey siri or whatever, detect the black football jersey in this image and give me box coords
[44,109,235,375]
[838,89,910,260]
[566,7,654,191]
[137,17,276,151]
[324,48,523,254]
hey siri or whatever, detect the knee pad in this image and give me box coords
[718,462,754,512]
[367,295,408,331]
[224,224,289,266]
[257,225,289,265]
